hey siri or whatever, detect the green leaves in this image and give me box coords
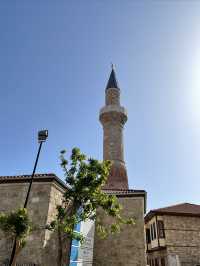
[71,231,84,244]
[0,208,31,241]
[48,147,135,243]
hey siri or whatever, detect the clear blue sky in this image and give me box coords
[1,1,200,210]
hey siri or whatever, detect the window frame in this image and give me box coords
[157,220,165,239]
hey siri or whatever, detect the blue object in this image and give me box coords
[74,222,81,232]
[69,221,82,264]
[70,245,79,261]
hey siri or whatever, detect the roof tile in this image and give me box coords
[145,203,200,223]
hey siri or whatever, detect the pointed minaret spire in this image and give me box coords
[99,66,128,189]
[106,65,119,90]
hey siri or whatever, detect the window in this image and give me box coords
[146,228,151,244]
[157,220,165,238]
[150,222,157,240]
[161,257,165,266]
[153,222,157,239]
[150,224,153,240]
[150,223,156,240]
[151,222,156,240]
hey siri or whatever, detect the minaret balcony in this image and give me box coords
[99,105,128,125]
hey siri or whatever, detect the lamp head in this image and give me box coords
[38,130,48,143]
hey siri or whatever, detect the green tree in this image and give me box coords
[0,208,31,266]
[47,148,134,266]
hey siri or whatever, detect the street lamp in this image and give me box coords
[24,130,48,208]
[9,130,48,266]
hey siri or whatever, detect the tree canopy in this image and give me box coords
[47,148,134,242]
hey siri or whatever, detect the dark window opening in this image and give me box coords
[150,224,153,240]
[146,228,151,244]
[157,220,165,238]
[153,222,156,239]
[150,222,157,240]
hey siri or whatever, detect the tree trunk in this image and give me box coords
[57,202,78,266]
[64,237,71,266]
[10,239,21,266]
[57,228,63,266]
[57,229,71,266]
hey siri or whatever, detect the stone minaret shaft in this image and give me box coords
[99,68,128,189]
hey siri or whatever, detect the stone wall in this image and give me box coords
[42,183,71,266]
[93,195,146,266]
[0,180,66,266]
[164,215,200,266]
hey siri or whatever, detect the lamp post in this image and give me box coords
[9,130,48,266]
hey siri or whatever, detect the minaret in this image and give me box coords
[99,67,128,189]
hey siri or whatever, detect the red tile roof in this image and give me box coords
[153,203,200,214]
[0,173,55,180]
[0,173,66,189]
[145,203,200,223]
[103,188,146,195]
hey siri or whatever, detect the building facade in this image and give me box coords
[0,174,68,266]
[145,203,200,266]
